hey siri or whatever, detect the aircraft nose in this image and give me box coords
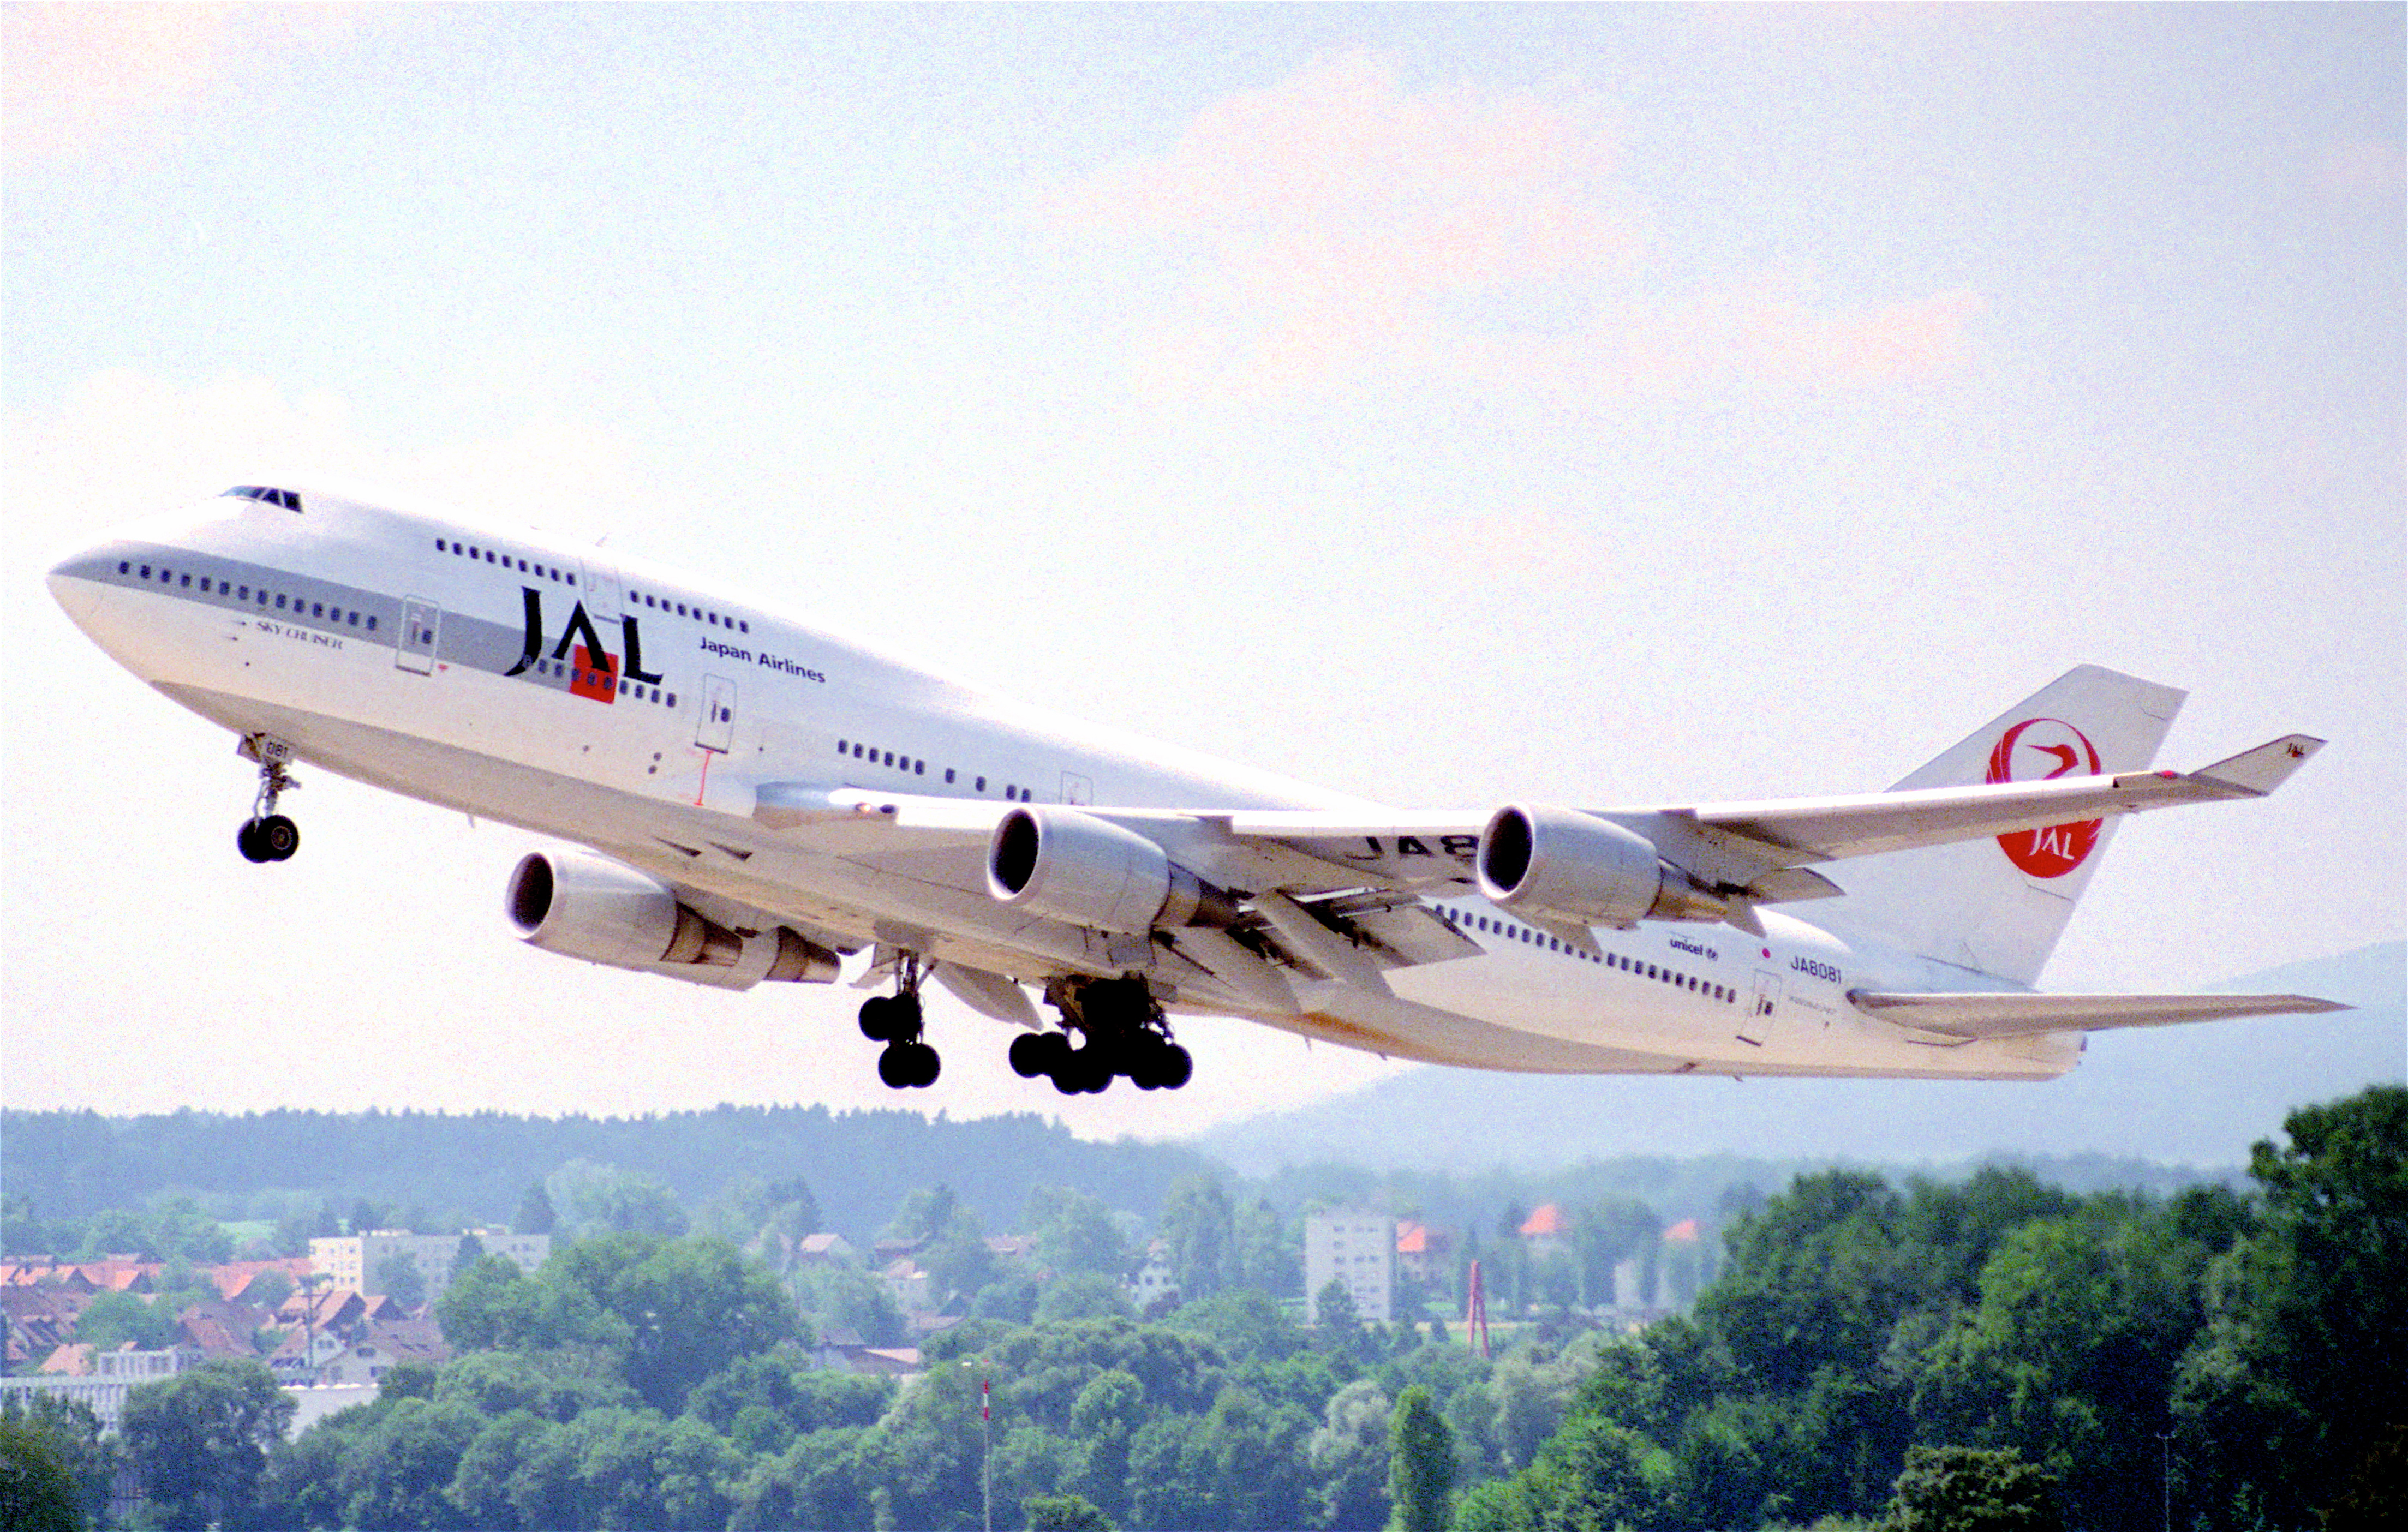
[47,543,126,630]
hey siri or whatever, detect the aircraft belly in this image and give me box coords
[1383,945,2074,1080]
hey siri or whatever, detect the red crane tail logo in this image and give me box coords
[1986,718,2103,878]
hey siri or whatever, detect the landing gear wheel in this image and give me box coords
[1155,1043,1193,1090]
[1008,1032,1050,1079]
[237,734,302,863]
[859,995,899,1042]
[879,1042,940,1088]
[256,815,299,862]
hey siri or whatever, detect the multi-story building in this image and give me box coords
[1306,1210,1394,1324]
[308,1230,549,1306]
[0,1345,200,1433]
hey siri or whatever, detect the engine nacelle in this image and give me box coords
[506,851,838,988]
[1477,805,1727,928]
[986,806,1235,935]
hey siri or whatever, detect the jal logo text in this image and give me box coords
[1986,717,2102,878]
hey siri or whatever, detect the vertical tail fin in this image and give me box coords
[1815,665,2186,985]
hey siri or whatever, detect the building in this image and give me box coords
[1306,1211,1394,1324]
[308,1230,549,1306]
[313,1318,451,1387]
[1517,1204,1572,1254]
[1394,1221,1454,1284]
[0,1345,201,1434]
[1126,1241,1178,1314]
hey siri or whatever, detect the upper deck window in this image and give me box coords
[222,485,302,512]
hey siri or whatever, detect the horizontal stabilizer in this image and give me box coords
[1852,989,2351,1042]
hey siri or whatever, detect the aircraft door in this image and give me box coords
[580,560,622,623]
[1739,970,1782,1045]
[397,599,440,674]
[696,674,737,753]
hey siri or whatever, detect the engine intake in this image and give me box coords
[506,851,838,988]
[987,806,1236,934]
[1477,805,1728,928]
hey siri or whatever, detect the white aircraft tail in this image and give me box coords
[1814,665,2187,986]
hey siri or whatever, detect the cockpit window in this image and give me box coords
[222,485,302,512]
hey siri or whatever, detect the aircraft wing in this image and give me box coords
[1851,990,2352,1042]
[750,734,2323,924]
[1219,734,2327,891]
[1663,734,2326,867]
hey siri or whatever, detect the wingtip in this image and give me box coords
[2195,734,2326,796]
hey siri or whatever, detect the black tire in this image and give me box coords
[904,1043,941,1088]
[1157,1044,1193,1090]
[876,1045,913,1088]
[859,996,896,1042]
[259,815,300,861]
[237,821,272,863]
[1008,1032,1049,1079]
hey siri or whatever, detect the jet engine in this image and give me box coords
[986,806,1237,934]
[506,850,838,989]
[1477,805,1729,928]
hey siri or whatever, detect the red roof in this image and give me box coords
[1519,1205,1570,1238]
[40,1343,95,1375]
[1664,1219,1701,1242]
[1396,1221,1429,1254]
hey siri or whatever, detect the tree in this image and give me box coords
[331,1395,482,1529]
[72,1289,176,1350]
[1027,1186,1130,1278]
[1160,1175,1236,1301]
[0,1414,80,1532]
[567,1234,799,1412]
[1036,1273,1136,1325]
[1876,1445,2064,1532]
[1308,1378,1392,1531]
[515,1183,556,1236]
[0,1396,114,1531]
[1025,1492,1120,1530]
[118,1359,296,1529]
[2172,1085,2408,1528]
[377,1249,429,1311]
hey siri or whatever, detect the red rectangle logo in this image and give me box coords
[570,644,618,704]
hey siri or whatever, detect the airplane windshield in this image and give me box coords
[220,484,302,512]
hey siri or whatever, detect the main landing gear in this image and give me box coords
[236,733,300,864]
[859,954,941,1089]
[1009,976,1192,1096]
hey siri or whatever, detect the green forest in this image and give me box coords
[4,1086,2401,1531]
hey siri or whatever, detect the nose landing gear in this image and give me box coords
[236,733,301,864]
[860,953,940,1088]
[1013,976,1191,1096]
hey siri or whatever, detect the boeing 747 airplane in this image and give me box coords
[48,482,2346,1096]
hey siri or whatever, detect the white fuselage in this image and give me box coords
[49,488,2078,1083]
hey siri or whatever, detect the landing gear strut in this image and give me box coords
[1011,976,1191,1096]
[236,734,301,864]
[859,953,940,1089]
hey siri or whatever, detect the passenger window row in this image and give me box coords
[436,537,574,587]
[122,561,380,632]
[834,739,1036,801]
[524,656,676,709]
[1438,906,1735,1004]
[630,588,750,636]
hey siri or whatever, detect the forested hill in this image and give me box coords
[0,1104,1226,1242]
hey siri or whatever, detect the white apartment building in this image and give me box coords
[309,1230,550,1305]
[1305,1210,1394,1325]
[0,1346,200,1433]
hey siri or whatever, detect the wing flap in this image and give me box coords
[1852,989,2351,1042]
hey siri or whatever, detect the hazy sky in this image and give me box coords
[5,4,2400,1139]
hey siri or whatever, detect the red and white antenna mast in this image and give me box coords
[1465,1258,1491,1360]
